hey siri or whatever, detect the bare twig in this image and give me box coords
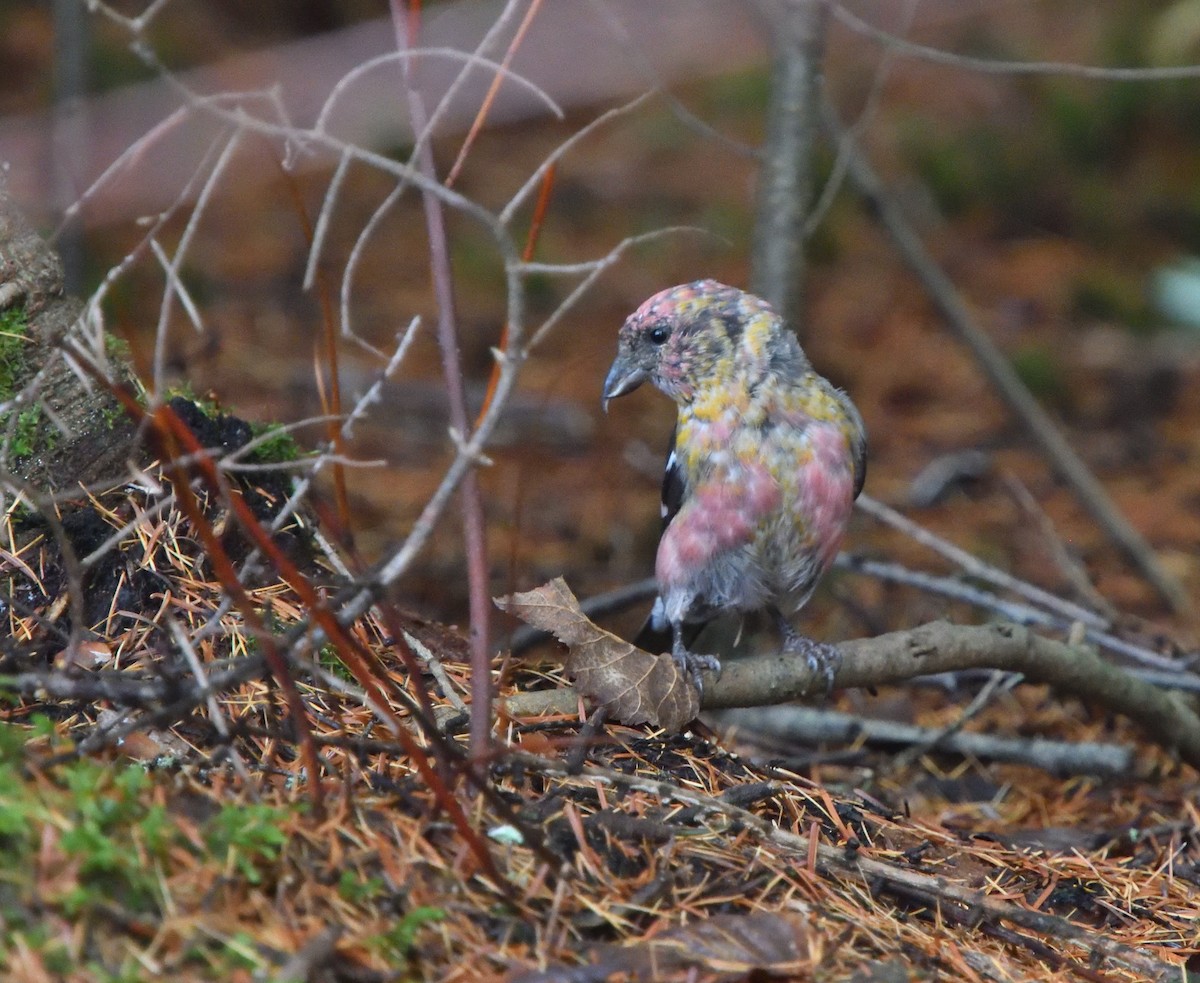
[828,3,1200,82]
[999,473,1116,618]
[837,553,1187,672]
[855,493,1107,629]
[884,669,1018,775]
[826,106,1191,615]
[390,1,494,767]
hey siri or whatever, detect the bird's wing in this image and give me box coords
[660,423,685,527]
[634,423,688,653]
[834,387,868,500]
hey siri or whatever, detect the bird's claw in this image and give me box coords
[783,634,842,696]
[671,646,721,695]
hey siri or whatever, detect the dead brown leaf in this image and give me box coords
[496,577,700,731]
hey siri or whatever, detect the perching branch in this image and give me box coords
[504,619,1200,769]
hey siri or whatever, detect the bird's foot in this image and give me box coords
[671,639,721,694]
[781,629,842,695]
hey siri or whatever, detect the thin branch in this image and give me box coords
[446,0,547,187]
[146,128,243,394]
[390,1,494,767]
[313,47,561,136]
[885,669,1018,775]
[829,2,1200,81]
[522,226,718,351]
[826,105,1191,615]
[803,0,920,236]
[500,93,654,226]
[838,553,1189,672]
[713,703,1132,776]
[856,493,1107,629]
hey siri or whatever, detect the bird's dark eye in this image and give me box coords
[649,325,669,345]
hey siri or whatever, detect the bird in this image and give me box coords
[602,279,866,692]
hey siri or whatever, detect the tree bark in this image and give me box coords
[750,0,827,330]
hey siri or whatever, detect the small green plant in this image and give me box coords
[0,304,29,397]
[337,867,386,904]
[318,643,357,683]
[368,905,446,962]
[8,406,51,459]
[0,719,187,974]
[0,308,60,461]
[203,801,292,884]
[0,720,312,977]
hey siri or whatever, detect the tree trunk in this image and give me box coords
[0,172,139,496]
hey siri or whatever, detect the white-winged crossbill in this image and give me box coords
[603,280,867,690]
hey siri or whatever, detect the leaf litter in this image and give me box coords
[0,468,1198,982]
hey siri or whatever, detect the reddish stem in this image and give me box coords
[391,0,494,774]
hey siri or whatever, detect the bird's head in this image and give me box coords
[603,280,797,408]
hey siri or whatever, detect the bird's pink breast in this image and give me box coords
[802,423,856,570]
[655,459,780,587]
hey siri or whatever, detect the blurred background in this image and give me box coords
[3,0,1199,646]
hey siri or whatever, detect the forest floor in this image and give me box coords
[3,2,1200,980]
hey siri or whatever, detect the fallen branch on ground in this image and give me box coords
[710,704,1133,776]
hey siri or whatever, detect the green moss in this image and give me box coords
[8,406,50,459]
[163,382,220,418]
[104,332,132,363]
[202,801,293,886]
[0,719,179,929]
[100,397,129,430]
[0,718,300,979]
[249,422,304,463]
[0,308,56,461]
[338,868,386,904]
[318,643,356,683]
[0,305,29,398]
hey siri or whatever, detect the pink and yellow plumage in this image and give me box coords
[603,280,866,689]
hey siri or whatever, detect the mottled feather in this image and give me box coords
[603,280,866,685]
